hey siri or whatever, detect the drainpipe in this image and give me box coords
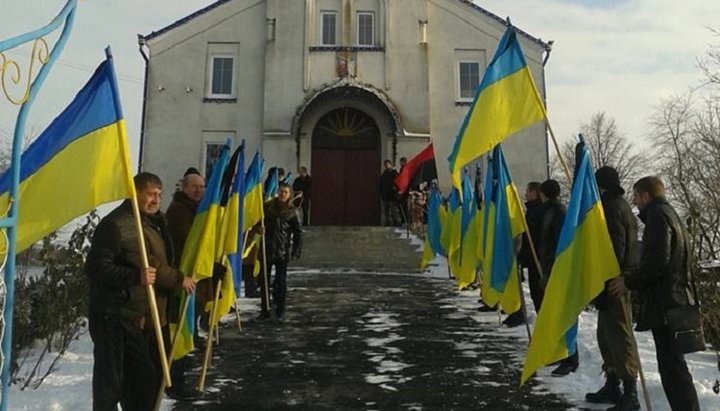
[542,40,554,180]
[137,34,150,172]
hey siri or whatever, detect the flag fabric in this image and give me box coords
[283,171,292,185]
[455,172,480,288]
[480,145,527,314]
[395,143,438,195]
[521,141,620,384]
[420,186,447,270]
[264,166,279,201]
[244,152,265,231]
[440,187,462,278]
[172,143,231,360]
[0,59,134,252]
[226,144,245,295]
[447,26,547,192]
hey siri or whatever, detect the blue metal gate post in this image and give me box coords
[0,1,77,409]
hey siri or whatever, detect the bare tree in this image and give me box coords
[549,112,651,196]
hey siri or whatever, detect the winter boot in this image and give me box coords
[585,373,621,404]
[607,379,640,411]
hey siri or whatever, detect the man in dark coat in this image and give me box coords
[586,166,641,411]
[538,179,579,376]
[292,166,312,226]
[379,160,400,226]
[259,183,303,321]
[519,181,544,312]
[85,172,195,410]
[609,176,700,411]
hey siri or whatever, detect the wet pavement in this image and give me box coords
[170,269,575,410]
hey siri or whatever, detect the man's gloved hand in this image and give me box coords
[291,249,301,260]
[212,262,227,284]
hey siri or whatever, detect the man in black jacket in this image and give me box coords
[539,179,579,376]
[609,176,700,411]
[379,160,400,226]
[586,167,640,411]
[259,183,303,321]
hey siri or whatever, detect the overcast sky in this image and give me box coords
[1,0,719,168]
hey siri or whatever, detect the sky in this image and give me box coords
[1,0,720,167]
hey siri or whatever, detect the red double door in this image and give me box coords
[310,108,381,226]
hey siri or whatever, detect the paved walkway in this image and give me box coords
[170,269,574,410]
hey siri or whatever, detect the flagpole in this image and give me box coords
[261,221,271,312]
[198,279,223,392]
[153,292,192,411]
[235,230,250,331]
[545,119,573,183]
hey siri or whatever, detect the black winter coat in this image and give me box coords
[625,197,692,331]
[379,169,399,201]
[264,199,303,263]
[539,199,566,277]
[595,191,639,309]
[519,199,543,271]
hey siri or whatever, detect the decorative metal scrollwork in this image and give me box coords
[0,38,50,105]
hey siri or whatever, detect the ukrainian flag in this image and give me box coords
[243,152,265,231]
[172,143,231,360]
[521,141,620,384]
[480,146,526,314]
[0,59,134,252]
[226,144,245,295]
[447,26,547,192]
[456,173,480,288]
[264,166,279,202]
[440,188,461,279]
[420,186,447,270]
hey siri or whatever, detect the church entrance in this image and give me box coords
[311,108,381,226]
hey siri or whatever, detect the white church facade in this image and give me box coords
[138,0,551,225]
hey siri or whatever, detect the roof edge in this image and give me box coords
[139,0,234,42]
[456,0,548,48]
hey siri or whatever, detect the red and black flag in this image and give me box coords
[395,143,438,194]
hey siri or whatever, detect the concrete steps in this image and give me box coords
[294,226,421,273]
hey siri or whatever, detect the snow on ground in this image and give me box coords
[7,255,720,410]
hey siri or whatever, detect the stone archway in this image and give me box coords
[311,107,380,226]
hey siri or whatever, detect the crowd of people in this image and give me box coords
[84,166,306,410]
[83,159,700,411]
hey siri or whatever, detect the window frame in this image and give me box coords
[319,10,339,46]
[457,60,482,102]
[202,141,227,179]
[356,11,375,47]
[207,53,236,99]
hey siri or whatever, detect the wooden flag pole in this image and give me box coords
[631,326,653,410]
[198,280,223,392]
[153,292,192,411]
[545,119,573,183]
[128,196,172,388]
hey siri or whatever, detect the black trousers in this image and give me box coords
[526,266,544,313]
[89,315,156,411]
[260,260,288,315]
[652,326,700,411]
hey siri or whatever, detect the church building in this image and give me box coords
[138,0,551,225]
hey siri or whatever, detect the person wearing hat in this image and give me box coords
[586,166,641,410]
[538,179,580,376]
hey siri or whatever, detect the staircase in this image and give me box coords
[295,226,422,273]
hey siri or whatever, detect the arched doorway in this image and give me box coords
[311,107,381,226]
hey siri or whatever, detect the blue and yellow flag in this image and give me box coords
[440,188,462,279]
[480,146,527,314]
[243,152,265,231]
[455,173,480,288]
[172,143,231,360]
[264,166,279,201]
[226,144,245,295]
[0,59,134,252]
[521,141,620,384]
[420,186,447,270]
[447,26,547,192]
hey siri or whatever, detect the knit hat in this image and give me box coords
[540,179,560,200]
[595,166,625,195]
[183,167,201,177]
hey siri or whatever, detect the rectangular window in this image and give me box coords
[210,56,234,96]
[458,62,481,100]
[320,11,338,45]
[357,12,374,46]
[204,142,226,179]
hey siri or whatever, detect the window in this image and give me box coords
[203,142,226,179]
[210,56,234,97]
[320,11,338,45]
[357,12,374,46]
[458,62,481,101]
